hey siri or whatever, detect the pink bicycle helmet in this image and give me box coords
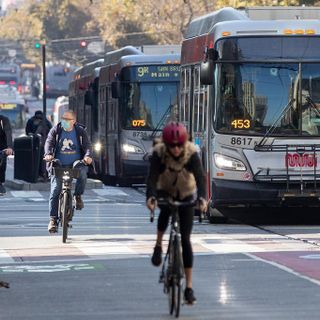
[162,122,188,145]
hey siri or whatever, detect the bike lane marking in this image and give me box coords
[247,251,320,285]
[0,263,104,273]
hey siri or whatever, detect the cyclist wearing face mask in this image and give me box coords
[44,110,93,233]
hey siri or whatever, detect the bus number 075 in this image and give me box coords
[132,120,146,127]
[231,137,253,145]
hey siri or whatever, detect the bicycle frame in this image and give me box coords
[156,198,195,318]
[53,167,80,243]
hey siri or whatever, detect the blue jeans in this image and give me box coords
[49,166,88,218]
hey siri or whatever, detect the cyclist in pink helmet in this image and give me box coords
[146,121,207,305]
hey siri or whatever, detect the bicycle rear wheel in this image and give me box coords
[61,192,70,243]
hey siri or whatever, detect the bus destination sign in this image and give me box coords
[0,103,16,109]
[135,65,180,81]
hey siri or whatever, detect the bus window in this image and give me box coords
[121,82,179,130]
[180,68,191,126]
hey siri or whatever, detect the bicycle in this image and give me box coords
[151,197,195,318]
[52,160,81,243]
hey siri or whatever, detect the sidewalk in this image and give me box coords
[4,156,103,191]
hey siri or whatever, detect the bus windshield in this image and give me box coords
[121,82,179,130]
[215,37,320,136]
[0,104,26,129]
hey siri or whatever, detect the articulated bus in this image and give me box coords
[181,7,320,220]
[69,46,180,185]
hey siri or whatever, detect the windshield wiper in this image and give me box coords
[149,98,173,139]
[256,98,295,147]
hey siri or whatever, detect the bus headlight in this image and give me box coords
[94,142,102,152]
[122,143,144,154]
[214,153,246,171]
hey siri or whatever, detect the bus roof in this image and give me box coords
[184,6,320,39]
[212,19,320,41]
[74,59,104,78]
[104,46,180,67]
[104,46,143,66]
[119,54,180,67]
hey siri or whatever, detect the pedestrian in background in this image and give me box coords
[0,114,13,195]
[26,110,52,180]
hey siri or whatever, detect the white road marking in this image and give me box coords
[11,191,43,198]
[92,188,129,196]
[0,249,15,264]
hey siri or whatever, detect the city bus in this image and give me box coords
[70,46,180,185]
[0,85,26,130]
[0,63,21,91]
[44,64,76,99]
[180,7,320,220]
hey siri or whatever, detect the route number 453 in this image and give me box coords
[231,119,250,129]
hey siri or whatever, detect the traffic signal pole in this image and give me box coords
[42,43,47,118]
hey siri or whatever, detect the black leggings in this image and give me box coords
[157,206,194,268]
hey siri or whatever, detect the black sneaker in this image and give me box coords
[151,245,162,266]
[0,183,6,195]
[74,195,84,210]
[184,287,196,305]
[48,218,58,233]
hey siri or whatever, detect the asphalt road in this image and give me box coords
[2,188,320,319]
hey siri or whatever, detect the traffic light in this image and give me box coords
[34,42,41,49]
[80,40,87,48]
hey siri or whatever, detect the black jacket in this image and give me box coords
[44,122,92,159]
[0,115,13,150]
[26,115,52,136]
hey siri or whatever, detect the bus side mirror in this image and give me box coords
[200,47,218,85]
[200,60,213,85]
[111,82,120,99]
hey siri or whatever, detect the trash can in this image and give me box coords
[14,135,40,183]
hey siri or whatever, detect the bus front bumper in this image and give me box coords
[122,159,150,183]
[212,179,320,207]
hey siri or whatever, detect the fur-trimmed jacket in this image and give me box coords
[146,141,206,200]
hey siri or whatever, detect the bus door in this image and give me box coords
[191,65,210,177]
[98,83,107,177]
[180,67,192,129]
[84,104,92,142]
[106,84,117,177]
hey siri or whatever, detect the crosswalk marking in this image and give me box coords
[0,249,15,264]
[2,232,320,266]
[10,191,43,198]
[92,188,129,196]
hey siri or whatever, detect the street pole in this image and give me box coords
[42,43,47,119]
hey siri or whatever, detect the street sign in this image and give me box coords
[87,41,105,54]
[8,49,16,57]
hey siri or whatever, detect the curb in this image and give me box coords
[5,178,103,191]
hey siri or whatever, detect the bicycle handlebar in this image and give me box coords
[157,197,197,208]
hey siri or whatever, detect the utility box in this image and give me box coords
[14,135,40,183]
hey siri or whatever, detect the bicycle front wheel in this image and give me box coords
[61,191,71,243]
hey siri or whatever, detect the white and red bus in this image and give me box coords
[180,7,320,221]
[70,46,180,186]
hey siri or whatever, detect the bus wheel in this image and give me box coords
[207,207,228,224]
[103,175,116,186]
